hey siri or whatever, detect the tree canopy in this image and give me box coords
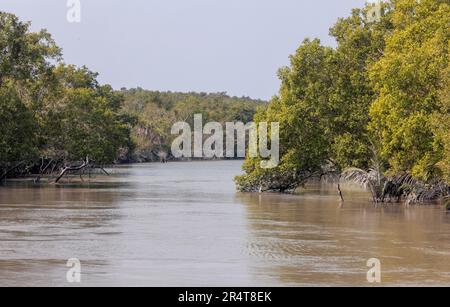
[236,0,450,197]
[0,12,131,178]
[369,0,450,180]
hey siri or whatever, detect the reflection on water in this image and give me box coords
[0,161,449,286]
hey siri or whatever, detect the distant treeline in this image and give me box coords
[236,0,449,203]
[120,88,265,162]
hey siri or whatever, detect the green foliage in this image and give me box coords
[0,12,61,84]
[433,57,450,182]
[40,65,131,164]
[0,81,37,168]
[328,2,393,169]
[368,0,450,180]
[0,11,60,174]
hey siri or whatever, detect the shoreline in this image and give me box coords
[1,162,446,209]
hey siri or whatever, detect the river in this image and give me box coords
[0,161,449,286]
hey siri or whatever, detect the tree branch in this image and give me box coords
[54,156,90,183]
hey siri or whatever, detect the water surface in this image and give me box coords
[0,161,449,286]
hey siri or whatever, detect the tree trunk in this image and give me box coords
[35,159,54,183]
[338,183,344,203]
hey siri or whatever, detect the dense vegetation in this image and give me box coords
[120,89,264,162]
[0,12,132,181]
[0,12,263,181]
[236,0,450,203]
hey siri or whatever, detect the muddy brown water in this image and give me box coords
[0,161,449,286]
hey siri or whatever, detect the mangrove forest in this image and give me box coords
[236,0,450,204]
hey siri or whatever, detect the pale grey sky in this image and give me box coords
[1,0,367,100]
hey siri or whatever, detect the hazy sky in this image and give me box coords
[1,0,367,100]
